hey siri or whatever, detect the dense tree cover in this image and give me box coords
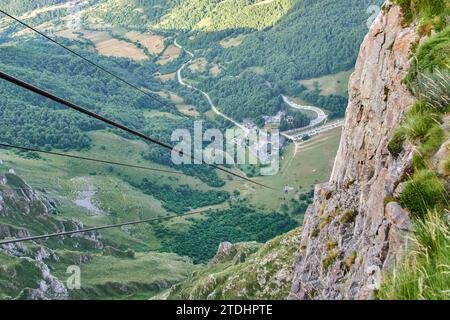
[85,0,295,32]
[131,178,230,214]
[0,86,99,150]
[203,72,284,122]
[154,205,298,263]
[179,28,251,49]
[189,63,347,119]
[290,189,314,215]
[0,0,67,15]
[0,38,226,186]
[177,0,383,120]
[299,90,349,118]
[86,0,180,31]
[279,109,311,131]
[215,0,384,80]
[0,39,178,148]
[156,0,296,31]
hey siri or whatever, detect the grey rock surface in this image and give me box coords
[289,2,420,300]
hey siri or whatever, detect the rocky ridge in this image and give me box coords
[289,2,424,300]
[166,228,302,300]
[0,173,102,299]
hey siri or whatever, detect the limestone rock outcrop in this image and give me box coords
[289,2,420,300]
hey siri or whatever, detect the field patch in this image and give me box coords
[167,93,199,116]
[188,57,207,73]
[299,69,353,97]
[55,29,83,40]
[220,34,247,48]
[157,44,181,65]
[83,31,148,61]
[124,31,165,55]
[155,72,176,82]
[209,64,221,77]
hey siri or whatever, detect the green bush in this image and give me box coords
[310,226,320,238]
[394,0,449,28]
[319,215,331,229]
[322,251,340,272]
[405,27,450,85]
[421,124,445,155]
[325,241,337,251]
[402,110,438,142]
[378,210,450,300]
[399,169,448,218]
[410,69,450,112]
[388,130,406,157]
[412,124,445,169]
[340,209,358,224]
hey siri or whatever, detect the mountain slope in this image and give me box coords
[0,0,68,16]
[157,0,296,31]
[166,228,301,300]
[178,0,384,121]
[0,172,197,300]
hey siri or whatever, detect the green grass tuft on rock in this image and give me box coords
[378,210,450,300]
[399,169,448,219]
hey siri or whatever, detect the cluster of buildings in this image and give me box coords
[237,111,293,164]
[242,119,258,131]
[243,110,296,132]
[262,111,285,128]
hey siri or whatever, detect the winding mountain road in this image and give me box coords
[174,38,343,158]
[281,95,327,128]
[174,39,246,131]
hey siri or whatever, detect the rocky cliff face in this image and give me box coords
[289,2,421,300]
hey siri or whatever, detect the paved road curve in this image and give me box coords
[175,39,246,131]
[174,38,344,157]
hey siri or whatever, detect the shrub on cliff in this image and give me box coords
[378,210,450,300]
[399,169,448,219]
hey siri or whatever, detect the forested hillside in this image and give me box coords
[155,205,297,263]
[156,0,296,31]
[85,0,179,30]
[0,36,231,187]
[215,0,381,79]
[177,0,383,120]
[0,0,68,15]
[84,0,296,32]
[80,0,382,120]
[0,40,170,149]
